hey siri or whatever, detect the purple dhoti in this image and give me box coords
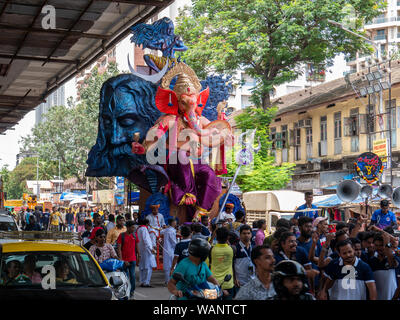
[168,157,221,221]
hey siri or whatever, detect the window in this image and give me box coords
[350,108,359,152]
[306,126,313,158]
[295,127,301,161]
[270,127,276,149]
[334,112,342,139]
[281,125,288,148]
[320,116,327,141]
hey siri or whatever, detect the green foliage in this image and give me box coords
[176,0,385,109]
[1,158,40,199]
[222,105,295,191]
[20,63,120,184]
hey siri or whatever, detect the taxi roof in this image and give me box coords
[1,241,86,253]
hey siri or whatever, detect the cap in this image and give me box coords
[225,203,234,208]
[150,204,160,209]
[312,216,328,229]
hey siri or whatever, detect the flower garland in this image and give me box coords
[354,161,384,184]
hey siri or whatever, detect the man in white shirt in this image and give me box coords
[146,204,166,244]
[217,203,236,223]
[137,218,157,287]
[160,218,177,285]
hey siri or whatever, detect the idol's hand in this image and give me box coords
[132,142,145,154]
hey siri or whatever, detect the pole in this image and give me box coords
[217,164,242,217]
[58,159,61,180]
[388,59,393,187]
[36,156,40,201]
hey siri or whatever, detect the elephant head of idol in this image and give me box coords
[154,62,209,136]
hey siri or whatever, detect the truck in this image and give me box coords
[242,190,306,235]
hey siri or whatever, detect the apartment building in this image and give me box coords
[269,59,400,192]
[347,0,400,74]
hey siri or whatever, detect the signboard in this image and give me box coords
[3,199,23,207]
[115,177,125,205]
[354,152,383,184]
[373,139,388,169]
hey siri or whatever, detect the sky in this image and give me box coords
[0,110,35,171]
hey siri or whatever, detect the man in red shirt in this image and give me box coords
[117,220,140,300]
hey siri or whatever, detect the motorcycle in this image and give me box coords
[169,273,232,300]
[95,250,131,300]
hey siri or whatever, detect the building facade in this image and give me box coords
[270,59,400,192]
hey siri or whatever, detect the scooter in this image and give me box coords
[95,249,131,300]
[169,273,232,300]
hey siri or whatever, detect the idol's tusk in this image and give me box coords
[127,54,169,84]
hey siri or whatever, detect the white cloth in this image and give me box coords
[217,211,236,222]
[147,213,166,232]
[137,226,156,271]
[161,226,176,271]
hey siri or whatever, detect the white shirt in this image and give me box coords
[217,211,236,222]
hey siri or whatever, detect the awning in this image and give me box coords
[0,0,174,134]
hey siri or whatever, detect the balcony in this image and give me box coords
[366,16,400,26]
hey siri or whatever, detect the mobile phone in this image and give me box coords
[328,224,336,234]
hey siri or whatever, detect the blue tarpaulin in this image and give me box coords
[314,192,380,207]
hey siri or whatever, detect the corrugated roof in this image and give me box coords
[0,0,173,134]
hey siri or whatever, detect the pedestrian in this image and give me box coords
[49,207,62,232]
[82,219,93,249]
[65,209,75,232]
[200,215,211,238]
[233,224,254,292]
[255,219,267,246]
[147,204,166,244]
[358,231,376,262]
[24,216,41,231]
[293,191,319,223]
[235,244,276,300]
[137,218,156,287]
[191,223,208,241]
[116,220,140,300]
[209,227,235,299]
[318,239,377,300]
[370,200,398,231]
[106,214,115,233]
[272,260,315,300]
[89,229,119,264]
[367,232,399,300]
[59,207,66,231]
[160,218,177,285]
[41,209,50,231]
[216,203,236,223]
[251,220,258,246]
[76,208,87,233]
[232,211,246,236]
[106,215,126,248]
[170,225,192,275]
[34,208,42,228]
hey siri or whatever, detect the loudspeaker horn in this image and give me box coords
[360,185,373,198]
[377,184,393,199]
[392,187,400,208]
[337,180,361,203]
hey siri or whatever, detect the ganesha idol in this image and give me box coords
[131,62,233,220]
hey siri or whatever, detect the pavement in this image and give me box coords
[133,267,171,300]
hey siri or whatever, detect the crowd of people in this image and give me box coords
[5,191,400,301]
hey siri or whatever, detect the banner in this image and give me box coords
[115,177,124,205]
[373,139,388,169]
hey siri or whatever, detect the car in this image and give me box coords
[0,235,121,300]
[0,213,19,232]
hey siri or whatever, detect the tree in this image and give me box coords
[224,107,295,192]
[176,0,385,109]
[20,63,120,184]
[2,158,40,199]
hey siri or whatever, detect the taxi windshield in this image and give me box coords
[0,251,107,289]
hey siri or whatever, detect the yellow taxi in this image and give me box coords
[0,232,118,300]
